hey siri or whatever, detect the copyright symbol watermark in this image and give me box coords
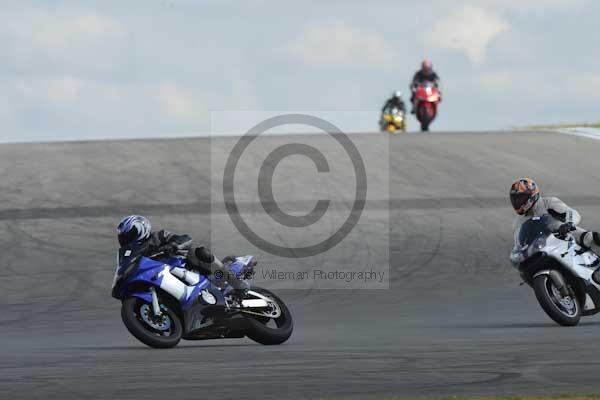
[222,114,367,258]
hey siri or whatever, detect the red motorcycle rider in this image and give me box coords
[410,59,441,114]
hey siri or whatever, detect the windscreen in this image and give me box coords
[112,244,147,299]
[117,244,147,276]
[518,215,553,246]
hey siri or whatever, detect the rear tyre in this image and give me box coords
[533,274,580,326]
[244,288,293,345]
[121,296,183,348]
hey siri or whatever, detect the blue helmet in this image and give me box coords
[117,215,151,247]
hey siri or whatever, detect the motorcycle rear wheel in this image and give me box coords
[533,274,580,326]
[244,287,293,345]
[121,297,183,348]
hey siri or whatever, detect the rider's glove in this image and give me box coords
[510,246,526,267]
[194,246,215,263]
[558,222,576,236]
[221,255,238,265]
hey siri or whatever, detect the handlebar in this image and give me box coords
[149,244,176,258]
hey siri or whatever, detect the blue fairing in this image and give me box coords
[129,257,167,285]
[114,256,167,300]
[229,256,254,278]
[114,251,253,310]
[115,254,211,307]
[161,256,186,268]
[130,291,153,304]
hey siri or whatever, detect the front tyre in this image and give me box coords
[121,297,183,348]
[533,274,580,326]
[417,104,430,132]
[244,288,293,345]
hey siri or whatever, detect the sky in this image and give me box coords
[0,0,599,142]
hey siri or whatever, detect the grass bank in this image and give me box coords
[385,396,600,400]
[525,122,600,129]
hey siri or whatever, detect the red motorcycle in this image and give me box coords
[413,82,441,132]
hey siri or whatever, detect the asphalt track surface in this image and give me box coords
[3,131,600,399]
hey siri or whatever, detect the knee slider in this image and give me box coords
[579,231,600,248]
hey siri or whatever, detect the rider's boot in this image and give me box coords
[593,269,600,285]
[579,231,600,254]
[232,286,249,303]
[578,231,600,284]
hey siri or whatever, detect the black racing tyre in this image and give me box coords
[244,287,293,345]
[121,296,183,348]
[417,105,430,132]
[533,274,580,326]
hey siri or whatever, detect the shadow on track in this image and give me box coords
[441,320,600,329]
[71,343,261,351]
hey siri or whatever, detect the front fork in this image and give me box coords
[149,287,161,316]
[535,270,570,297]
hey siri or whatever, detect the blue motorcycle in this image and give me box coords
[111,245,293,348]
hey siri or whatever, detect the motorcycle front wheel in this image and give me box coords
[121,297,183,348]
[417,103,435,132]
[533,274,580,326]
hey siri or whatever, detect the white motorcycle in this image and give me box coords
[513,215,600,326]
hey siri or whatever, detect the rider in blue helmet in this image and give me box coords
[116,215,249,298]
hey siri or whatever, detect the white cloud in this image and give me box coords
[14,76,84,105]
[564,73,600,101]
[286,22,398,69]
[157,82,205,122]
[487,0,588,12]
[0,9,125,73]
[424,6,509,64]
[229,75,261,109]
[478,69,600,102]
[2,74,261,140]
[479,71,514,91]
[8,11,124,52]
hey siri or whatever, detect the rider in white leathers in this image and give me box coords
[510,178,600,264]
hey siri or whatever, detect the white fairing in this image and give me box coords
[158,266,187,300]
[584,294,596,311]
[543,235,600,289]
[154,266,206,302]
[144,256,261,308]
[170,267,201,285]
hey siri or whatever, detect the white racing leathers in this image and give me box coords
[511,196,600,264]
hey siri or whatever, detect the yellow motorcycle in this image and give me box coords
[380,107,406,133]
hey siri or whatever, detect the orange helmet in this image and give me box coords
[510,178,540,215]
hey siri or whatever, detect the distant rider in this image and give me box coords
[116,215,249,299]
[509,178,600,270]
[382,91,406,114]
[410,59,441,114]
